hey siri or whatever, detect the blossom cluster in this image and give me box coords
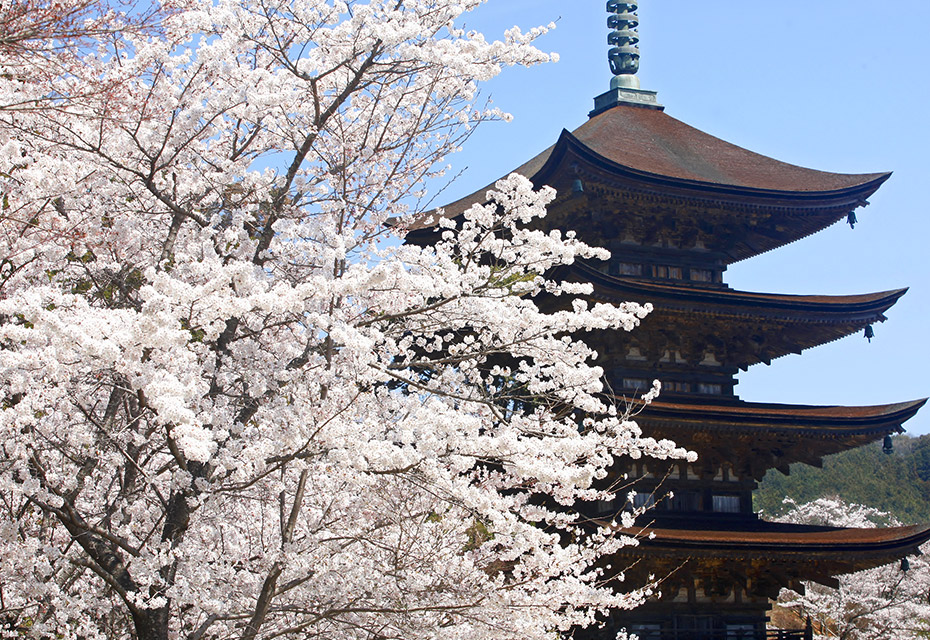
[776,498,930,640]
[0,2,688,639]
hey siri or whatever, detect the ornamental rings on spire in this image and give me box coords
[607,1,640,77]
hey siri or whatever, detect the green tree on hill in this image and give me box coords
[755,434,930,525]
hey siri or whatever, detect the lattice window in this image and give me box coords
[616,262,643,276]
[632,493,655,509]
[690,267,715,282]
[654,264,683,279]
[623,378,651,391]
[712,495,741,513]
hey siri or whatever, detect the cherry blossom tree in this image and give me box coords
[1,0,174,106]
[776,498,930,640]
[0,2,691,639]
[0,0,164,48]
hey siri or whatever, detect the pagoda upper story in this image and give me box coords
[432,102,890,274]
[412,97,901,404]
[557,260,906,400]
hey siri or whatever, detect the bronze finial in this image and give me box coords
[607,1,640,89]
[591,0,662,115]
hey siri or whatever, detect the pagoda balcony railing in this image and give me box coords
[630,629,811,640]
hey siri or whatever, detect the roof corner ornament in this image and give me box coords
[607,1,641,89]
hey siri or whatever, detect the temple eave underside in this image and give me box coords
[551,261,905,373]
[536,142,885,264]
[618,398,926,477]
[608,522,930,598]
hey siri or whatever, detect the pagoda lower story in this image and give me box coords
[597,513,930,639]
[533,384,930,640]
[590,457,930,640]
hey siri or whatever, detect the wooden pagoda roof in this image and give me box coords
[569,260,906,320]
[641,397,927,428]
[624,520,930,570]
[627,398,926,478]
[613,520,930,595]
[568,105,888,194]
[636,521,930,551]
[421,103,890,262]
[563,261,905,369]
[437,103,888,214]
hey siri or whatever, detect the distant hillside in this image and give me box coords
[754,434,930,525]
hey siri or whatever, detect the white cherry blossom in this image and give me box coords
[0,2,689,639]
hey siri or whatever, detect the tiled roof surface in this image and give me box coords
[569,261,907,315]
[428,103,889,224]
[629,521,930,552]
[643,398,927,422]
[575,105,887,192]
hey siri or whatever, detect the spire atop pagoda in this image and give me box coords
[592,1,662,116]
[607,1,640,89]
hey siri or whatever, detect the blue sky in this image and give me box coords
[443,1,930,435]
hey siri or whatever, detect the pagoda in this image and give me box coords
[411,3,930,639]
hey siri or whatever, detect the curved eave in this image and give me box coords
[408,106,888,244]
[622,522,930,565]
[538,136,888,264]
[561,262,905,367]
[568,261,907,322]
[565,104,890,198]
[427,130,887,225]
[619,523,930,581]
[610,521,930,592]
[620,398,925,478]
[634,398,928,434]
[544,128,890,206]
